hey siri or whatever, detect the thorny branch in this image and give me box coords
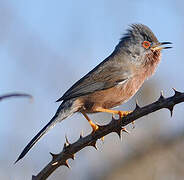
[32,89,184,180]
[0,93,32,101]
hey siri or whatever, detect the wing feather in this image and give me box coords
[56,59,131,102]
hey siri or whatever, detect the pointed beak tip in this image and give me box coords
[160,42,172,45]
[158,42,173,50]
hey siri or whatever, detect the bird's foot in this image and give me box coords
[117,110,132,119]
[81,111,99,133]
[117,111,132,133]
[89,119,99,133]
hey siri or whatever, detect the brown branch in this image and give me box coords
[32,89,184,180]
[0,93,32,101]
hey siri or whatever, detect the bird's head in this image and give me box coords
[116,24,172,66]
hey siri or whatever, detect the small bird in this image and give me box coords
[16,24,172,163]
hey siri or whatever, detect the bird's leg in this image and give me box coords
[95,107,132,119]
[81,112,104,141]
[95,107,132,133]
[81,111,99,132]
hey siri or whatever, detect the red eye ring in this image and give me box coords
[142,41,151,49]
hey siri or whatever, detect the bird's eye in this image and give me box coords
[142,41,151,49]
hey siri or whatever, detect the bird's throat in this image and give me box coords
[144,50,161,77]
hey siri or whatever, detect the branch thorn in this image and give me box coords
[122,128,129,134]
[70,153,75,160]
[63,160,70,168]
[158,90,165,101]
[114,128,122,139]
[63,135,70,149]
[52,161,59,166]
[134,99,141,111]
[80,130,84,139]
[172,88,182,96]
[89,141,98,150]
[65,135,70,146]
[168,106,174,117]
[131,121,135,129]
[49,152,59,160]
[100,136,105,143]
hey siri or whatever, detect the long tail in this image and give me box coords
[15,99,76,163]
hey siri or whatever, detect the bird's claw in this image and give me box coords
[89,120,99,133]
[118,111,132,120]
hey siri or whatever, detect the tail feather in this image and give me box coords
[15,100,76,163]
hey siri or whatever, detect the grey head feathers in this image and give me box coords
[120,24,159,44]
[113,24,160,63]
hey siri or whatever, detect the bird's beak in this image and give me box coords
[151,42,172,51]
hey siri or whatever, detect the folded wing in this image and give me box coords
[57,59,131,102]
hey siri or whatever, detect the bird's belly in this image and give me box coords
[79,76,145,113]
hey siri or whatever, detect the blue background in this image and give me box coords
[0,1,183,179]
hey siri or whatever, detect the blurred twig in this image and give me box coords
[32,89,184,180]
[0,93,32,101]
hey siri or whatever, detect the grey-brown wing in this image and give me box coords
[56,60,131,102]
